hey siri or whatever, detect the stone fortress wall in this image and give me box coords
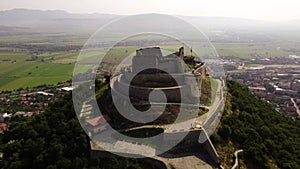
[111,46,207,104]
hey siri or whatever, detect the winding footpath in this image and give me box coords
[291,98,300,117]
[231,150,243,169]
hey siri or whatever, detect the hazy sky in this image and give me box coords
[1,0,300,21]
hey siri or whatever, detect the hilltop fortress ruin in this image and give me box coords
[111,46,208,105]
[89,47,223,168]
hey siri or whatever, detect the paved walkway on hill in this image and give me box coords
[232,150,243,169]
[291,98,300,117]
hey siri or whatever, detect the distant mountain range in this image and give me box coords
[0,8,117,25]
[0,9,119,33]
[0,8,299,34]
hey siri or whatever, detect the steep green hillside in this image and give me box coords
[0,81,160,169]
[0,94,90,169]
[213,81,300,169]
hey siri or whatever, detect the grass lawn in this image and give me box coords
[120,127,164,147]
[210,78,219,104]
[122,127,164,138]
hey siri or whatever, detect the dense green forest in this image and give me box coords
[0,94,90,169]
[0,81,159,169]
[213,81,300,169]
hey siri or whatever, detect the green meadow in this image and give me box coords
[0,49,114,91]
[0,51,77,91]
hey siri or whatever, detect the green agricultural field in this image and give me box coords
[0,62,75,91]
[0,32,88,46]
[0,51,76,91]
[37,51,80,63]
[214,43,300,59]
[0,76,70,91]
[36,52,65,57]
[0,51,29,61]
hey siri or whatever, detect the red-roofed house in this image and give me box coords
[0,123,7,133]
[86,115,110,135]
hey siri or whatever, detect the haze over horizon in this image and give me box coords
[1,0,300,21]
